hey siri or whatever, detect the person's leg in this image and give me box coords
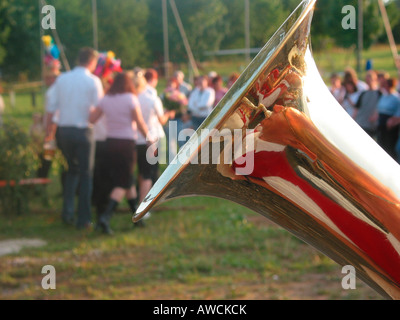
[163,120,178,164]
[139,178,152,203]
[388,128,399,161]
[63,171,79,223]
[37,154,52,178]
[126,185,138,211]
[92,141,113,229]
[109,187,126,202]
[134,144,154,226]
[98,187,125,234]
[191,116,207,131]
[135,176,153,226]
[56,128,79,225]
[124,140,138,213]
[75,128,95,229]
[396,138,400,164]
[137,145,159,225]
[98,139,135,234]
[176,118,184,149]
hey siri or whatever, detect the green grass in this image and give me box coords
[313,44,400,81]
[2,92,45,130]
[199,44,400,84]
[0,197,382,300]
[1,45,394,300]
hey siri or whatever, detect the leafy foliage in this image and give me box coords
[0,0,399,79]
[1,0,40,79]
[97,0,150,68]
[312,0,386,50]
[0,120,38,215]
[0,0,11,65]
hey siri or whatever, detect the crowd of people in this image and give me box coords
[37,47,238,235]
[329,67,400,162]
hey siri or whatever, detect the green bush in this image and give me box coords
[0,120,38,215]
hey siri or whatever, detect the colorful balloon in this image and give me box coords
[50,45,60,59]
[42,35,52,48]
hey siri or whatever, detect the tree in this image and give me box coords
[311,0,383,51]
[166,0,229,62]
[45,0,150,70]
[378,0,400,43]
[145,0,166,67]
[1,0,40,80]
[219,0,246,50]
[0,0,11,67]
[97,0,150,68]
[1,0,396,81]
[45,0,93,69]
[249,0,292,47]
[0,0,152,79]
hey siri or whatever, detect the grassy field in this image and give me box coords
[200,44,400,83]
[0,197,382,300]
[1,45,395,300]
[313,44,400,80]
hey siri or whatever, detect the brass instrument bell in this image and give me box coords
[134,0,400,299]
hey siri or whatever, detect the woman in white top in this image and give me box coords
[134,71,175,224]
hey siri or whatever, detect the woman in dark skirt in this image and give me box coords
[90,72,151,234]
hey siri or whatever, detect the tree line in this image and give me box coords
[0,0,399,81]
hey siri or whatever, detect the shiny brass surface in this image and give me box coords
[134,0,400,299]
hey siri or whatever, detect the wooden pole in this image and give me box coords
[169,0,199,76]
[162,0,170,79]
[245,0,250,64]
[39,0,45,108]
[357,0,363,73]
[378,0,400,72]
[92,0,99,51]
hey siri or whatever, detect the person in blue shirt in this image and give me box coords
[377,77,400,162]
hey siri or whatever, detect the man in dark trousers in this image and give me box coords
[46,47,104,229]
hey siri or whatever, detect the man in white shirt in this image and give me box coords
[174,70,192,98]
[188,75,215,130]
[46,47,104,229]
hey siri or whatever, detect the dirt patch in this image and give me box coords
[0,239,47,257]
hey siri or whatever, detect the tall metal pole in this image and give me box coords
[245,0,250,64]
[162,0,170,79]
[92,0,99,51]
[357,0,363,73]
